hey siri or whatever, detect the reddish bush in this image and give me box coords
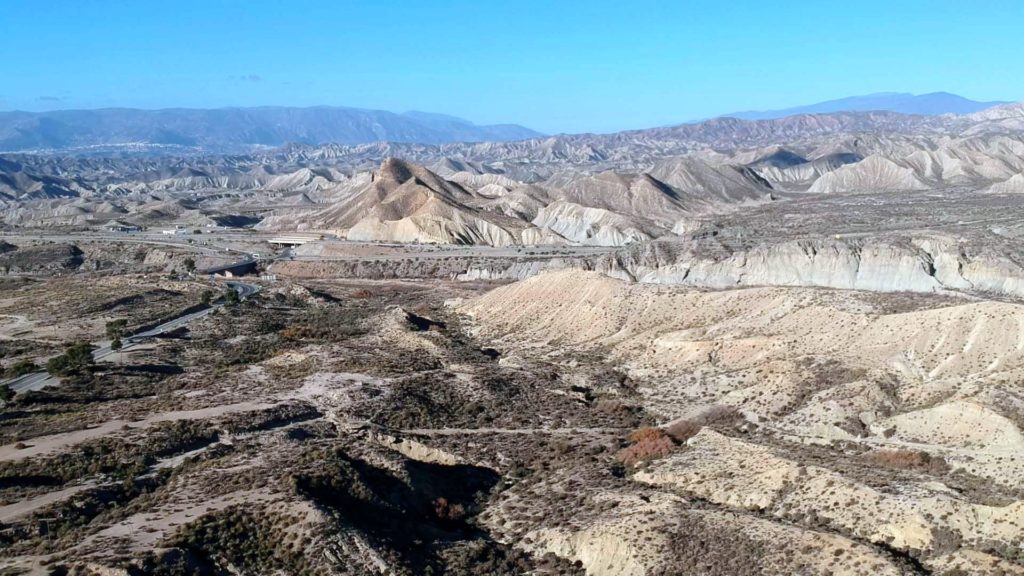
[628,427,666,444]
[433,497,466,521]
[617,427,675,466]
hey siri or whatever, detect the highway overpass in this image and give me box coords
[202,259,258,277]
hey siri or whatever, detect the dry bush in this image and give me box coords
[702,404,739,421]
[593,398,645,427]
[411,303,435,316]
[665,404,740,443]
[350,288,372,299]
[617,427,675,466]
[433,496,466,521]
[594,398,626,414]
[665,419,702,443]
[862,449,949,475]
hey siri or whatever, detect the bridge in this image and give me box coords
[202,259,258,277]
[268,235,322,247]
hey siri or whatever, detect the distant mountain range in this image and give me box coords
[5,103,1024,240]
[0,106,543,153]
[0,93,1014,156]
[723,92,1009,120]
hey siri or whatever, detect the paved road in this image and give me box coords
[2,281,259,394]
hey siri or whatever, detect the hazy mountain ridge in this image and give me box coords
[4,106,1023,190]
[725,92,1009,120]
[0,109,954,186]
[267,110,962,174]
[3,97,1008,160]
[0,106,543,153]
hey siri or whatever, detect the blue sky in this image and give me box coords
[1,0,1022,133]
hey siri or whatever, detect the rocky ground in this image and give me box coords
[459,269,1024,575]
[2,247,1023,574]
[0,270,646,575]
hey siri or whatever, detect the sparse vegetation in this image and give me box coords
[167,506,311,574]
[3,232,1023,574]
[106,318,129,340]
[280,303,368,341]
[0,420,218,488]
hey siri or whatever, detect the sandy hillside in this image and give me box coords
[458,269,1024,573]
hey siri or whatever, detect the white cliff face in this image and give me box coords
[808,155,930,193]
[598,237,1024,298]
[346,211,521,247]
[454,258,584,281]
[957,257,1024,296]
[532,201,654,246]
[519,226,569,246]
[988,173,1024,194]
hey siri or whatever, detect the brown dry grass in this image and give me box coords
[665,404,739,443]
[861,448,949,475]
[665,419,702,443]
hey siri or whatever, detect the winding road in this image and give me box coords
[2,281,260,394]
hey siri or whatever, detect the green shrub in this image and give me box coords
[46,341,96,377]
[5,358,37,378]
